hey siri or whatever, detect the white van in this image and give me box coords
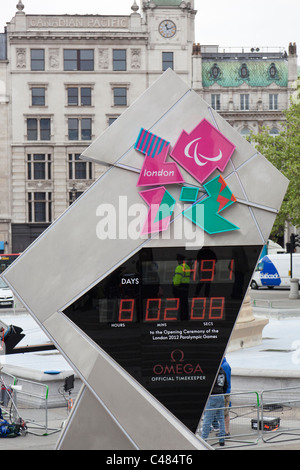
[251,253,300,289]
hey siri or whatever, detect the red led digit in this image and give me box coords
[209,297,225,320]
[190,297,206,320]
[200,259,216,282]
[164,298,179,321]
[145,298,161,321]
[229,258,234,280]
[190,260,197,281]
[119,299,135,322]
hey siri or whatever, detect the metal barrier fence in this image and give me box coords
[0,373,62,436]
[196,391,261,449]
[2,369,300,448]
[260,386,300,445]
[197,386,300,449]
[13,376,58,436]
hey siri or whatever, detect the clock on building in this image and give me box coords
[159,20,176,38]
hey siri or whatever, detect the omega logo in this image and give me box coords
[153,349,204,376]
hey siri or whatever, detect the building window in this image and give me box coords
[211,94,221,110]
[27,118,51,141]
[32,88,45,106]
[28,192,52,223]
[108,117,118,126]
[113,49,127,72]
[40,119,51,140]
[240,94,250,110]
[81,87,92,106]
[113,87,127,106]
[113,50,127,71]
[68,118,92,141]
[269,94,278,110]
[31,49,45,71]
[240,127,251,137]
[68,119,78,140]
[64,50,94,71]
[27,119,38,140]
[68,153,93,180]
[162,52,174,71]
[68,88,78,106]
[269,127,280,136]
[67,87,92,106]
[27,154,52,180]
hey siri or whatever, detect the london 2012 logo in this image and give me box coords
[134,119,239,235]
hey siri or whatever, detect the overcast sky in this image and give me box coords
[1,0,299,59]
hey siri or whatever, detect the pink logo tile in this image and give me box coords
[139,187,175,235]
[135,128,184,187]
[137,144,184,187]
[170,119,236,184]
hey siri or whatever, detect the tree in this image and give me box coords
[250,87,300,239]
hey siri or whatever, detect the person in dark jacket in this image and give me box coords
[221,357,231,436]
[201,366,228,446]
[172,254,191,320]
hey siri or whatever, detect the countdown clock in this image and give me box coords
[64,244,261,432]
[159,20,176,38]
[3,69,288,449]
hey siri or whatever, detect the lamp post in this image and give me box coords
[70,184,77,204]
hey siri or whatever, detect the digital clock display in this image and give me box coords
[76,247,237,324]
[119,295,225,323]
[63,245,261,432]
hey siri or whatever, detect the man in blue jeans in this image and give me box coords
[201,365,228,446]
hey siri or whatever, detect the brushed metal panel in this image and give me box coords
[57,385,138,450]
[81,68,190,166]
[86,356,209,450]
[43,311,100,377]
[251,207,282,242]
[237,153,289,209]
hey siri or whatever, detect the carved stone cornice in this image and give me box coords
[219,110,286,122]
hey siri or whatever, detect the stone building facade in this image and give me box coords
[0,0,298,252]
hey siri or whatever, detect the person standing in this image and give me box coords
[172,254,191,320]
[221,356,231,436]
[201,366,228,447]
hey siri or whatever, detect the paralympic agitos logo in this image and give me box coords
[152,349,205,382]
[134,119,239,236]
